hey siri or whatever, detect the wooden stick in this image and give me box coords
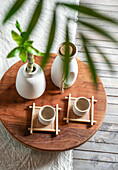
[89,98,97,102]
[30,103,35,134]
[29,106,61,110]
[91,96,94,126]
[65,96,97,102]
[54,108,61,111]
[63,118,97,123]
[29,106,41,109]
[56,104,59,136]
[65,96,76,100]
[28,128,60,132]
[67,93,71,123]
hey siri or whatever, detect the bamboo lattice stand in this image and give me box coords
[64,93,97,126]
[28,103,61,136]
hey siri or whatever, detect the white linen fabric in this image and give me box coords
[0,0,79,169]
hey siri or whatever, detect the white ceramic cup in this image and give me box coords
[38,105,55,125]
[73,97,91,116]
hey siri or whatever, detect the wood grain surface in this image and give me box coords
[0,55,107,152]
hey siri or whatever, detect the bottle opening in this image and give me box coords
[26,65,36,73]
[58,42,76,57]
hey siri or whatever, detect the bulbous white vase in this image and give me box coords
[51,42,78,88]
[16,63,46,99]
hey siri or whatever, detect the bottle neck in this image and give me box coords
[59,55,75,62]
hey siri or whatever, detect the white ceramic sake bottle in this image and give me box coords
[16,63,46,99]
[51,42,78,89]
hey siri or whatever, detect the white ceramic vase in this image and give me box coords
[51,42,78,88]
[16,63,46,99]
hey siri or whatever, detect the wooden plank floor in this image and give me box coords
[74,0,118,169]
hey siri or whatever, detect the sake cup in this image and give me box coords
[39,105,55,125]
[73,97,90,116]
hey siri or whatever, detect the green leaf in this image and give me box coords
[25,45,44,56]
[64,25,70,81]
[21,32,27,38]
[41,10,56,68]
[11,30,22,45]
[23,0,43,42]
[57,3,118,25]
[3,0,26,24]
[24,40,34,46]
[21,32,29,41]
[78,20,117,43]
[7,47,22,58]
[15,20,22,33]
[80,33,97,85]
[19,49,27,62]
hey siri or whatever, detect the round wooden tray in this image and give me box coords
[0,54,107,152]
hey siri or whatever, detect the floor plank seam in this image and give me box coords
[74,149,118,155]
[76,36,118,42]
[73,158,118,163]
[87,141,118,145]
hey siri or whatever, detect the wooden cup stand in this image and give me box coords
[28,103,61,136]
[63,93,97,126]
[28,93,97,136]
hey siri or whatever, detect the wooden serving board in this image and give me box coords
[0,54,107,152]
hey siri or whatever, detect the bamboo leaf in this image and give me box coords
[23,0,43,42]
[81,34,114,73]
[11,30,23,46]
[80,33,97,85]
[25,45,44,56]
[19,49,27,62]
[57,3,118,25]
[91,42,114,72]
[7,47,23,58]
[64,25,70,81]
[41,11,56,68]
[78,20,117,43]
[3,0,26,23]
[15,20,22,33]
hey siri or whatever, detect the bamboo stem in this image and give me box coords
[91,96,94,126]
[65,96,97,102]
[28,128,60,132]
[27,53,34,73]
[67,93,71,123]
[56,104,58,136]
[29,106,61,110]
[30,103,35,134]
[63,117,97,123]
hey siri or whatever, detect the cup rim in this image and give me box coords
[39,105,55,122]
[74,97,91,113]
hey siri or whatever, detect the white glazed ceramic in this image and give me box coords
[51,42,78,88]
[73,97,91,116]
[38,105,55,125]
[16,63,46,99]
